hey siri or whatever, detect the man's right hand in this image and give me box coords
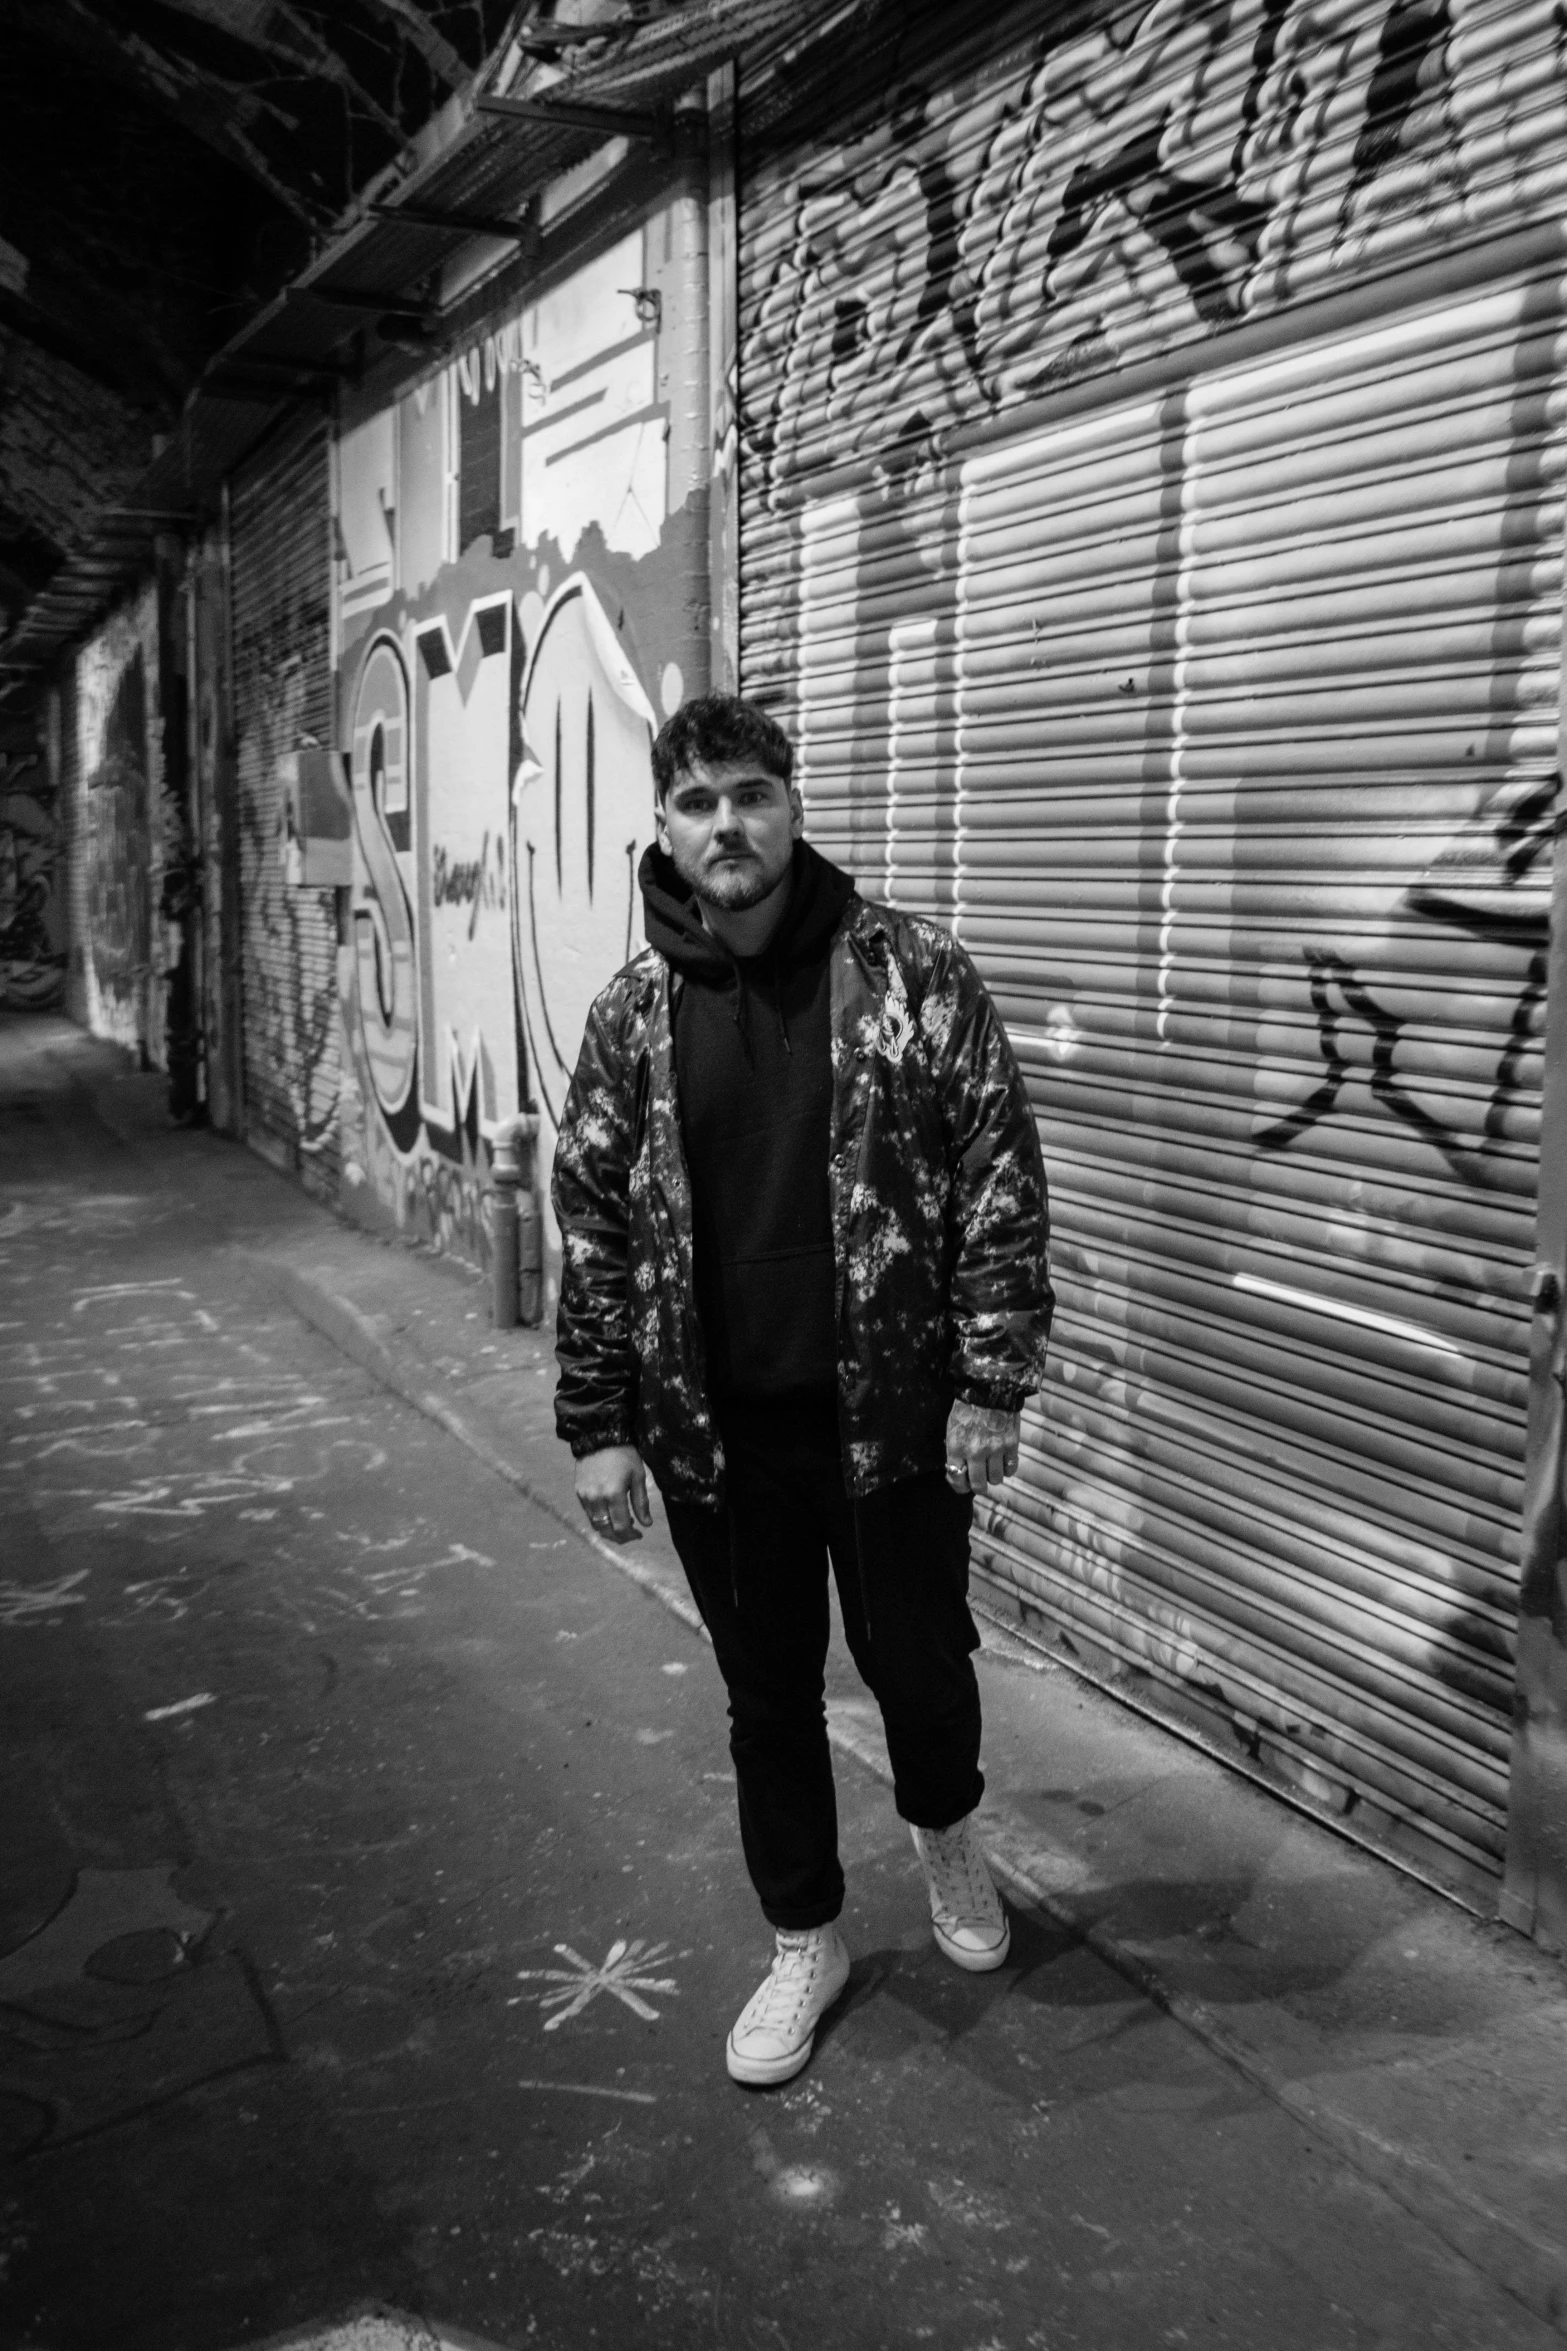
[575,1445,652,1544]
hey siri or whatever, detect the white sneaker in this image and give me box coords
[911,1815,1010,1972]
[726,1924,852,2086]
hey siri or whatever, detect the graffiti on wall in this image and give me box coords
[737,0,1567,1851]
[0,744,64,1008]
[73,591,163,1060]
[86,653,150,1014]
[333,212,706,1270]
[513,576,659,1135]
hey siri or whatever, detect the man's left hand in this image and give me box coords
[944,1399,1021,1494]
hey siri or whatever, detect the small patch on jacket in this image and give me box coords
[873,993,915,1065]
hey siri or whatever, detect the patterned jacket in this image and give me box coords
[552,891,1053,1505]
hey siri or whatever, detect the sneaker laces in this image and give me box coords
[745,1932,833,2034]
[920,1823,996,1924]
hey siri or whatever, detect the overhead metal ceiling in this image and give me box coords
[0,0,899,703]
[0,0,512,679]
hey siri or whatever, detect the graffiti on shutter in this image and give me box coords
[231,421,340,1185]
[742,0,1567,516]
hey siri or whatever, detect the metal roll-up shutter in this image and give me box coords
[230,413,340,1195]
[739,0,1567,1883]
[950,271,1560,1891]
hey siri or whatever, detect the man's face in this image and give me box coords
[655,757,803,913]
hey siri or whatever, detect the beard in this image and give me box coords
[671,838,790,914]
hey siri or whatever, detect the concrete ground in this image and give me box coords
[4,1014,1567,2351]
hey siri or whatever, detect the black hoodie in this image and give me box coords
[639,838,856,1418]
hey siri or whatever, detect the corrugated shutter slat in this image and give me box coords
[230,416,341,1195]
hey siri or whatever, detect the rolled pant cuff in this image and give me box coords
[760,1898,844,1933]
[892,1777,985,1835]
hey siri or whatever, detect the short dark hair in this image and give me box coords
[651,692,794,801]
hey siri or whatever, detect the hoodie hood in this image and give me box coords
[638,837,856,1050]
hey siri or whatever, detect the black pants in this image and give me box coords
[664,1407,984,1931]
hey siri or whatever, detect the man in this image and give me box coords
[552,693,1052,2087]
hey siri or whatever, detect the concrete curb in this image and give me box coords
[258,1258,708,1646]
[266,1255,1566,2339]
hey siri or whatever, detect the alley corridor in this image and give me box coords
[3,1017,1565,2350]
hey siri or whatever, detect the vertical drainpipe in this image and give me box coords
[707,61,740,693]
[660,87,714,705]
[1501,587,1567,1948]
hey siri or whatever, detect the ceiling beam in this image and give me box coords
[99,508,201,527]
[292,286,436,322]
[512,17,644,54]
[476,90,665,140]
[368,198,538,242]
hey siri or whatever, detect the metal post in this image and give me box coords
[1502,500,1567,1942]
[517,1112,543,1329]
[707,60,739,694]
[490,1112,542,1330]
[490,1118,523,1329]
[1502,809,1567,1943]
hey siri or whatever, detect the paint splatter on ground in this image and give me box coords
[513,1939,680,2031]
[0,1019,1558,2351]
